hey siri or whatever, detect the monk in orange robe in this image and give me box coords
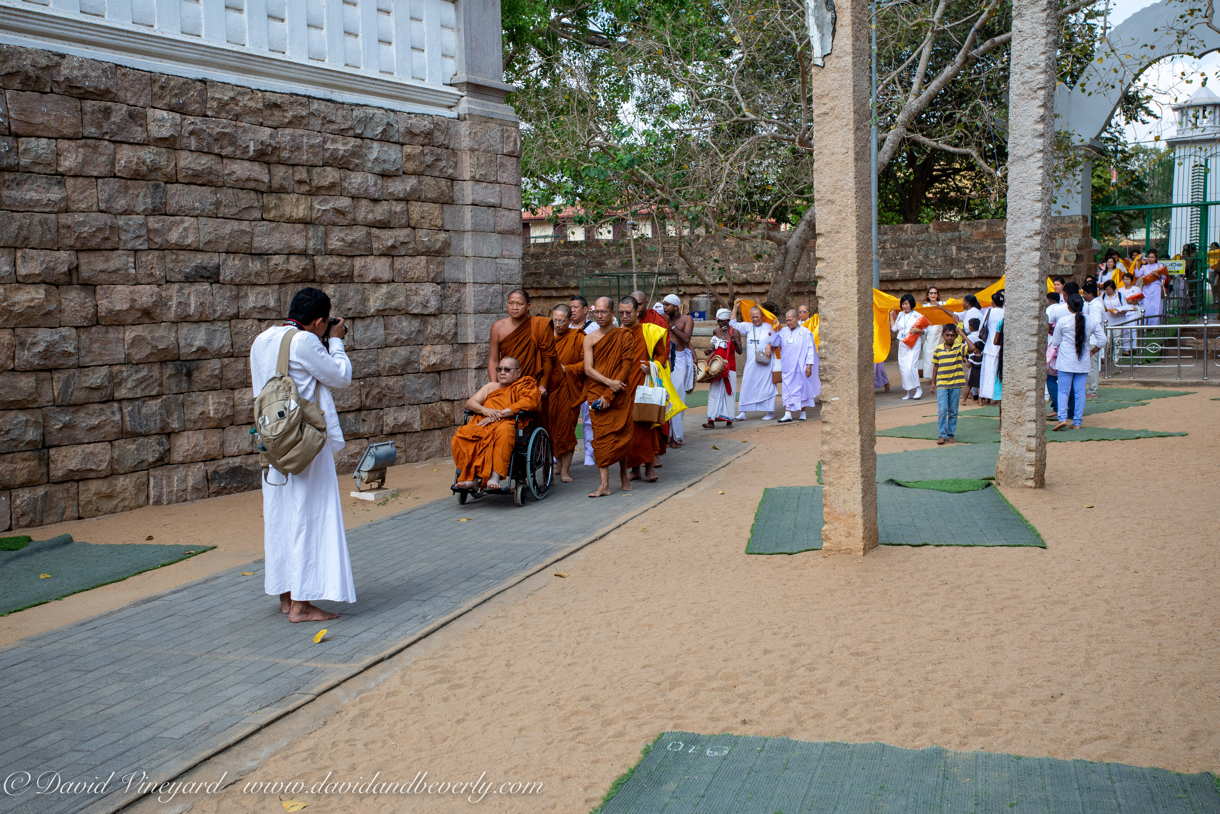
[451,356,541,492]
[583,296,642,497]
[631,290,671,456]
[546,303,585,483]
[620,297,667,482]
[488,288,555,433]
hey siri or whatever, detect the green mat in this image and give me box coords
[955,398,1149,417]
[819,443,999,485]
[747,483,1044,554]
[597,732,1220,814]
[891,477,992,492]
[878,418,1187,444]
[1098,386,1194,401]
[0,535,213,615]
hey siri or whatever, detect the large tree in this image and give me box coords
[509,0,1107,306]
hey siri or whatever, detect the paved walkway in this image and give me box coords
[0,436,748,814]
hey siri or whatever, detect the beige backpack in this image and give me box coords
[253,329,329,481]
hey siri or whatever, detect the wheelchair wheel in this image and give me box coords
[524,427,553,501]
[458,490,467,505]
[513,482,525,506]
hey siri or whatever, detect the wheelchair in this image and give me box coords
[450,411,553,507]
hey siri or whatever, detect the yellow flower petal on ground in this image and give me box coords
[718,490,725,494]
[282,802,308,812]
[240,572,255,576]
[554,573,568,578]
[312,629,327,644]
[39,574,51,579]
[458,518,469,522]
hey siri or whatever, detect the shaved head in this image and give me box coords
[630,290,646,304]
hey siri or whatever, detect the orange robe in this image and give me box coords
[627,321,668,468]
[498,316,554,434]
[546,329,585,457]
[583,327,637,468]
[451,376,542,483]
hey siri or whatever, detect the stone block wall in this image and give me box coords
[0,44,522,531]
[522,216,1093,310]
[522,236,817,313]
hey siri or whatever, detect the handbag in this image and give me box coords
[771,370,783,384]
[977,308,992,344]
[901,315,931,348]
[633,362,668,425]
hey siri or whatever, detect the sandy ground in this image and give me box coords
[146,387,1217,813]
[0,459,458,646]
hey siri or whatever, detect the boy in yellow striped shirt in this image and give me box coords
[931,323,968,445]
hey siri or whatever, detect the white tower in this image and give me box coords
[1167,86,1220,254]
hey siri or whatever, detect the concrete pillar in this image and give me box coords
[811,0,879,555]
[450,0,518,122]
[996,0,1057,488]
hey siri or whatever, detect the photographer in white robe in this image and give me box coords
[250,288,355,623]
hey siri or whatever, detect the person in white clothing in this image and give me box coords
[1081,282,1107,398]
[1138,250,1168,325]
[250,288,355,623]
[1101,278,1136,355]
[918,286,946,380]
[1116,271,1143,355]
[662,293,695,447]
[768,310,819,422]
[1050,293,1106,430]
[977,290,1005,405]
[731,299,778,419]
[889,294,925,399]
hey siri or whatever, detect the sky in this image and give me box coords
[1103,0,1220,145]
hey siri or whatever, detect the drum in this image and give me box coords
[695,355,727,383]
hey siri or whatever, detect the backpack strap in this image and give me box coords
[277,328,297,377]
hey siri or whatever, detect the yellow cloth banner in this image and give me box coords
[742,275,1049,365]
[640,322,687,422]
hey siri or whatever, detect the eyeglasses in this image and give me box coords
[495,366,517,373]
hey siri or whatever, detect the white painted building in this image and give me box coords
[0,0,515,120]
[1164,87,1220,254]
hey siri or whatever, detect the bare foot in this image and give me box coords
[645,475,659,482]
[560,473,574,483]
[485,479,502,491]
[588,485,611,498]
[628,469,640,481]
[288,601,339,623]
[280,592,291,614]
[455,480,474,489]
[620,474,633,492]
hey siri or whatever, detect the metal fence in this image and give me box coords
[579,273,680,305]
[1102,314,1213,381]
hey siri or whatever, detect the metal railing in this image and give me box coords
[1102,314,1212,381]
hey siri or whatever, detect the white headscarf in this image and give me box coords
[716,308,732,320]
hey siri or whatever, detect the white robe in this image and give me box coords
[733,321,778,411]
[769,326,819,410]
[892,310,923,392]
[670,347,694,440]
[706,337,737,421]
[918,302,945,376]
[978,306,1004,399]
[250,326,356,604]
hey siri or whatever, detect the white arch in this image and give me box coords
[1054,0,1220,216]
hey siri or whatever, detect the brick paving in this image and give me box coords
[0,436,744,814]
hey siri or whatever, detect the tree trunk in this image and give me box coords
[766,206,817,306]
